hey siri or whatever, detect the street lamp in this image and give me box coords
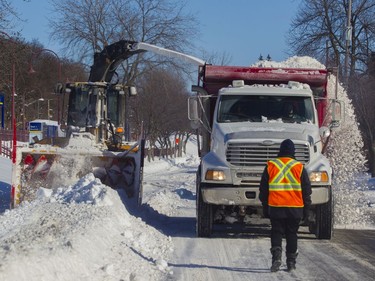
[29,48,62,123]
[24,97,45,119]
[25,97,45,107]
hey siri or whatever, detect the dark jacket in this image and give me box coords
[259,155,312,219]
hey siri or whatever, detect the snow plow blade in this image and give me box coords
[11,140,145,208]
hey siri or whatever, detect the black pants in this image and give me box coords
[270,218,301,253]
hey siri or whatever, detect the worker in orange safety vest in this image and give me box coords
[259,139,312,272]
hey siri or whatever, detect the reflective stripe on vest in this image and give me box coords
[267,157,304,208]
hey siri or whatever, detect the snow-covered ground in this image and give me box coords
[0,156,179,280]
[1,137,375,281]
[1,56,375,280]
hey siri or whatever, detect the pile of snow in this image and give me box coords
[0,173,174,281]
[50,173,111,205]
[254,55,325,69]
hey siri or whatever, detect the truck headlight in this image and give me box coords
[309,171,329,183]
[205,170,226,181]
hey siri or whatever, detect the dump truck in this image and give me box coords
[11,40,147,207]
[188,65,342,239]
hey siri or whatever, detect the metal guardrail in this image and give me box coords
[0,129,28,159]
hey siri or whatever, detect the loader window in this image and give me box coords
[86,92,98,127]
[107,92,119,126]
[217,95,315,124]
[67,87,89,127]
[107,90,125,127]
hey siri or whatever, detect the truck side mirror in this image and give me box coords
[188,96,201,129]
[319,126,330,138]
[330,99,343,128]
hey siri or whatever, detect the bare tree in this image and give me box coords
[49,0,198,83]
[288,0,375,76]
[132,67,190,160]
[0,0,19,30]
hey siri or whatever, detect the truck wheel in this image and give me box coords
[196,169,213,237]
[315,188,333,240]
[197,186,213,237]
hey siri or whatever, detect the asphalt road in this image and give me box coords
[166,223,375,281]
[140,157,375,281]
[332,229,375,267]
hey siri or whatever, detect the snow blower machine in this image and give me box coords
[11,40,147,207]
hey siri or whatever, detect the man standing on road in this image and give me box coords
[259,139,312,272]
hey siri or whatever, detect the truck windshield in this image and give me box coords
[217,95,315,124]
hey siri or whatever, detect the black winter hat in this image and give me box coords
[278,139,295,157]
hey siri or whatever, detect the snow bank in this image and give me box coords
[49,173,111,205]
[0,172,174,281]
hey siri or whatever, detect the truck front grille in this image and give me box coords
[226,142,310,166]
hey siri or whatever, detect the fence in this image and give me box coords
[0,129,28,159]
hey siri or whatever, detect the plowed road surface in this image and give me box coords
[141,161,375,281]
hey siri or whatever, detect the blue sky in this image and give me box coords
[13,0,300,65]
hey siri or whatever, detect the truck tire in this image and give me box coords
[315,188,333,240]
[197,186,213,237]
[196,169,213,237]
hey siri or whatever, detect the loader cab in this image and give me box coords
[66,82,104,128]
[65,82,134,143]
[66,82,117,127]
